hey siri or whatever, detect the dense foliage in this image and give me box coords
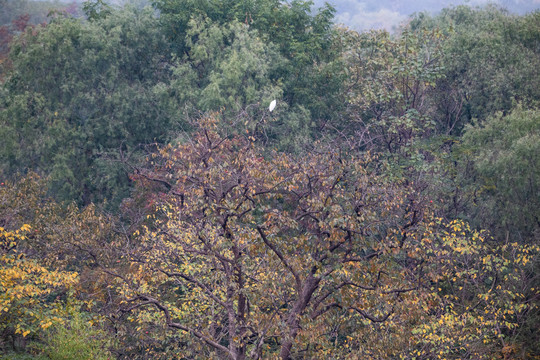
[0,0,538,359]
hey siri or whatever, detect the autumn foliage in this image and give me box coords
[0,224,78,339]
[108,117,538,359]
[0,2,539,359]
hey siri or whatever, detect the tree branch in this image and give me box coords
[121,295,233,358]
[351,305,394,323]
[257,226,301,291]
[158,269,228,309]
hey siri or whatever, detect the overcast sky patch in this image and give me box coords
[312,0,540,31]
[334,2,407,31]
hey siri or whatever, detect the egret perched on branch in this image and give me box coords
[269,100,276,112]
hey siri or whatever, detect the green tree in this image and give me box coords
[83,0,112,21]
[163,17,284,140]
[343,26,445,153]
[153,0,346,152]
[0,5,178,207]
[411,6,540,134]
[461,106,540,244]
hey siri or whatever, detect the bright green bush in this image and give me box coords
[41,312,113,360]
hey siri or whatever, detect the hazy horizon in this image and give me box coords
[22,0,540,31]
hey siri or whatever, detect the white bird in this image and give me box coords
[268,100,276,112]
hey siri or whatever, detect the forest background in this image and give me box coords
[0,0,539,359]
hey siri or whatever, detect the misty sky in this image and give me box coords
[312,0,540,31]
[31,0,540,32]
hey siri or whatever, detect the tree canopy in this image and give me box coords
[0,1,538,359]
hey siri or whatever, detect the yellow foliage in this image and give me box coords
[0,224,79,337]
[116,118,538,359]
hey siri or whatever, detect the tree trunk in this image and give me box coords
[279,275,320,359]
